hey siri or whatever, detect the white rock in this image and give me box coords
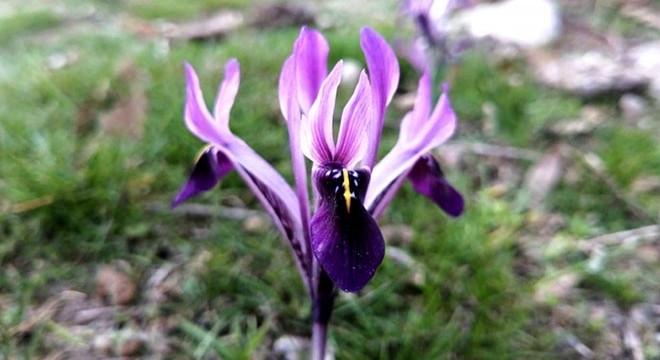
[456,0,561,48]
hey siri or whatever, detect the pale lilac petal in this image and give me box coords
[213,59,240,128]
[334,71,373,167]
[398,71,432,144]
[367,173,408,220]
[301,61,343,164]
[397,37,429,73]
[278,55,297,122]
[279,55,312,247]
[310,167,384,292]
[422,84,457,146]
[184,63,224,144]
[172,147,233,207]
[408,154,464,217]
[294,26,329,114]
[365,87,456,212]
[361,27,400,168]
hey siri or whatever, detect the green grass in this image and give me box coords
[1,0,659,358]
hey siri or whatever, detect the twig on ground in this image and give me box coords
[621,3,660,31]
[442,142,541,161]
[569,147,656,222]
[579,224,660,253]
[147,202,265,221]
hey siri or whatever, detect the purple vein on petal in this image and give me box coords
[335,71,373,168]
[366,84,457,211]
[213,59,240,129]
[279,54,312,258]
[184,62,224,144]
[399,71,432,145]
[223,138,310,281]
[361,27,400,168]
[294,26,329,114]
[301,61,343,164]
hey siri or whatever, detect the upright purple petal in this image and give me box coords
[334,71,373,168]
[172,147,233,207]
[398,71,432,144]
[408,154,464,217]
[301,61,343,165]
[278,55,297,123]
[184,63,225,144]
[310,167,385,292]
[294,27,329,114]
[213,59,240,128]
[279,55,312,259]
[365,86,456,215]
[361,27,400,168]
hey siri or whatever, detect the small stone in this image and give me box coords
[242,215,269,233]
[381,224,414,246]
[619,94,647,121]
[95,266,136,305]
[119,337,144,357]
[534,273,580,304]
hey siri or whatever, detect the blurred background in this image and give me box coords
[1,0,659,358]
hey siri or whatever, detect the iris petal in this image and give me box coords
[294,26,330,114]
[334,71,373,167]
[172,147,233,207]
[408,154,464,217]
[300,62,343,164]
[310,167,385,292]
[361,27,400,168]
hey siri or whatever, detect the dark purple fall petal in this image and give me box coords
[408,154,464,217]
[172,148,233,207]
[310,166,385,292]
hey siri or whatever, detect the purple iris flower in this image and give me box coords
[173,27,462,296]
[401,0,473,71]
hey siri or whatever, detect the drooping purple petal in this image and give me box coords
[310,166,385,292]
[213,59,240,128]
[223,138,307,265]
[184,63,225,144]
[301,61,343,165]
[408,154,464,217]
[179,61,311,290]
[172,147,233,207]
[361,27,400,168]
[334,71,373,168]
[294,26,329,114]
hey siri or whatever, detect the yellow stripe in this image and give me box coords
[342,169,352,212]
[195,144,213,162]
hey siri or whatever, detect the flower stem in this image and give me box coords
[311,267,336,360]
[311,321,328,360]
